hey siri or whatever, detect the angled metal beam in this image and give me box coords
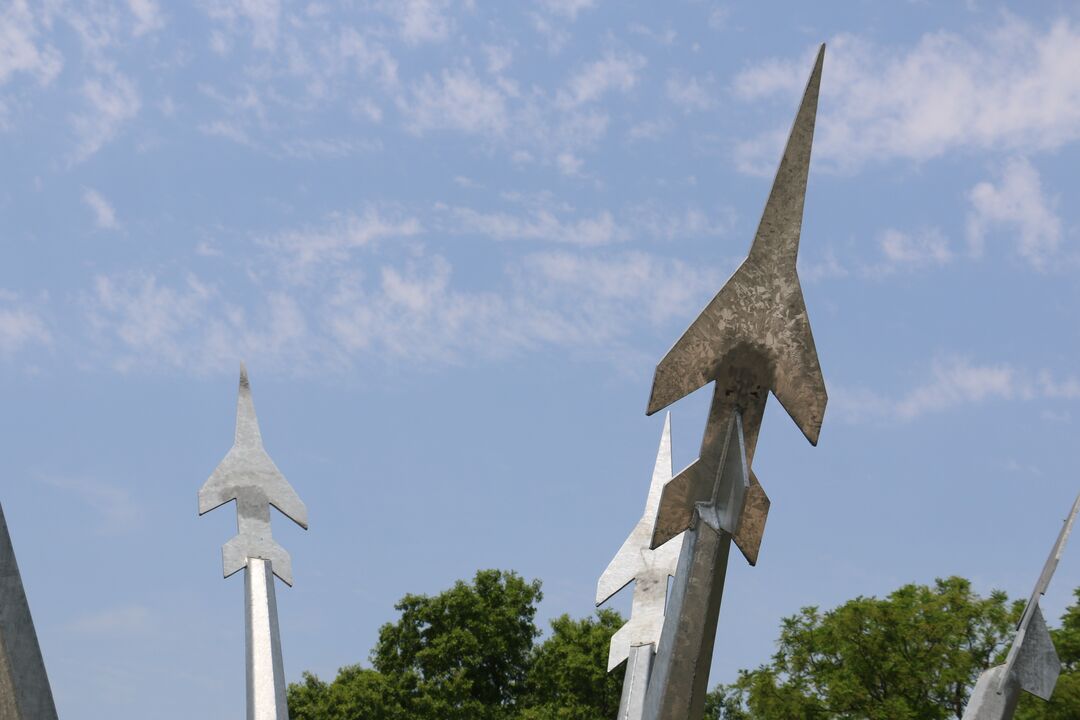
[0,503,58,720]
[642,411,748,720]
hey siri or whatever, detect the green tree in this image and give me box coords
[372,568,543,720]
[287,569,546,720]
[517,609,625,720]
[710,577,1020,720]
[288,666,405,720]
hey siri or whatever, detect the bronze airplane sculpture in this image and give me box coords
[636,44,829,720]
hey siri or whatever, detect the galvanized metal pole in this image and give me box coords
[643,413,748,720]
[246,559,289,720]
[0,503,58,720]
[618,643,655,720]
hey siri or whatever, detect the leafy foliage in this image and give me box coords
[709,577,1021,720]
[286,569,624,720]
[291,570,1080,720]
[517,610,625,720]
[370,569,543,720]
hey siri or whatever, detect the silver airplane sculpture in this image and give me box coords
[596,414,685,720]
[0,503,58,720]
[642,45,828,720]
[200,364,308,720]
[962,493,1080,720]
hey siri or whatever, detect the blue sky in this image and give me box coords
[3,1,1080,718]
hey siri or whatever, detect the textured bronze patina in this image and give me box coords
[0,504,58,720]
[648,45,827,568]
[639,45,829,720]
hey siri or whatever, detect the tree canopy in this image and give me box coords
[289,571,1080,720]
[287,569,621,720]
[708,577,1080,720]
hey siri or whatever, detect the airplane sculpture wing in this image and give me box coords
[199,364,308,585]
[597,414,684,671]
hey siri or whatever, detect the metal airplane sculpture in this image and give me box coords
[596,414,685,720]
[200,364,308,720]
[962,493,1080,720]
[0,503,58,720]
[631,44,829,720]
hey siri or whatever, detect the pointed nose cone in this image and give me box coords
[747,42,825,270]
[235,362,264,448]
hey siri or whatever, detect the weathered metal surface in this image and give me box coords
[200,363,308,586]
[0,503,58,720]
[647,45,827,570]
[597,413,684,671]
[246,558,289,720]
[642,412,748,720]
[963,666,1018,720]
[201,365,305,720]
[961,493,1080,719]
[617,643,655,720]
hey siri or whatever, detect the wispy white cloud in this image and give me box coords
[203,0,281,51]
[83,188,118,229]
[626,118,670,142]
[967,156,1061,269]
[799,248,850,283]
[127,0,164,36]
[556,151,583,176]
[861,227,953,277]
[393,0,453,45]
[557,51,646,109]
[260,208,423,281]
[895,357,1018,420]
[333,28,399,88]
[446,205,619,245]
[734,18,1080,173]
[0,291,50,356]
[530,0,595,52]
[400,66,508,136]
[71,69,141,162]
[88,273,216,371]
[666,73,715,112]
[0,0,63,87]
[536,0,595,20]
[87,272,314,374]
[832,356,1080,423]
[326,248,723,367]
[82,216,725,374]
